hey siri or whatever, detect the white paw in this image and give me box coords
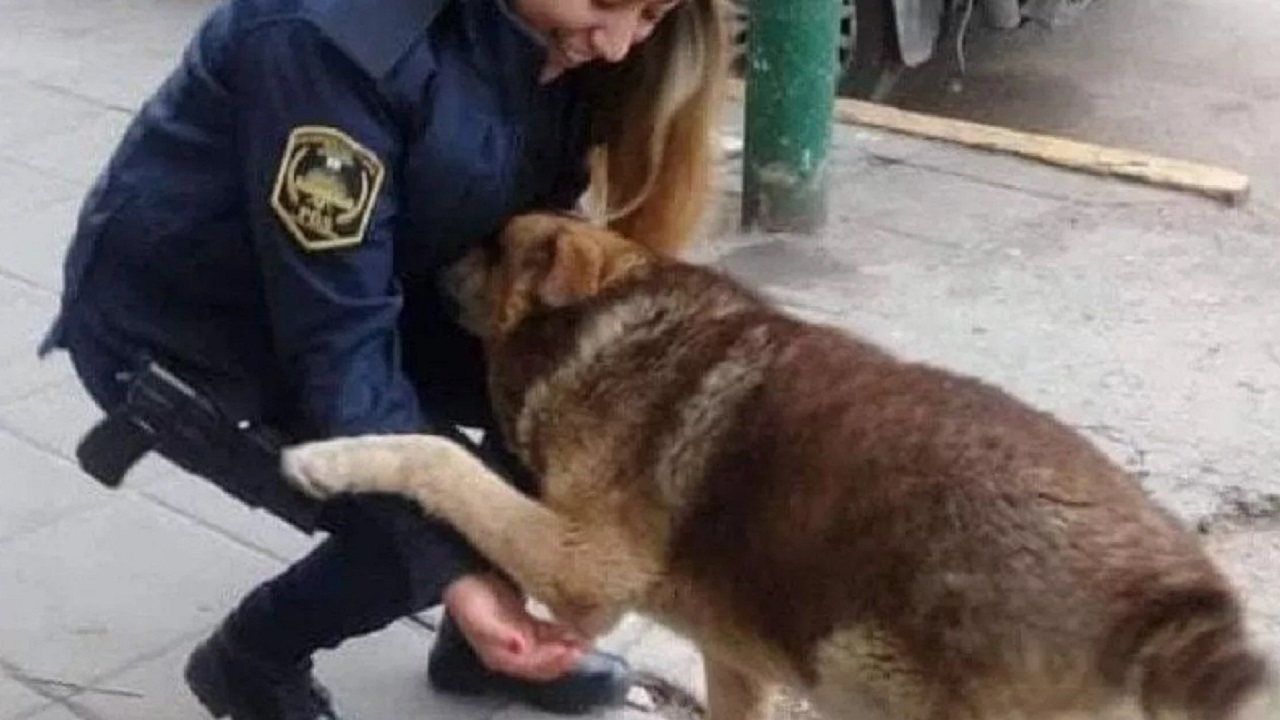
[280,438,376,499]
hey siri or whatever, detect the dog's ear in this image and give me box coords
[536,230,607,308]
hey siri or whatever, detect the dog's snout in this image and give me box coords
[439,249,492,336]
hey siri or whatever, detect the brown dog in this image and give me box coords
[281,212,1276,720]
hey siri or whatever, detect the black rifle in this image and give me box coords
[74,361,322,533]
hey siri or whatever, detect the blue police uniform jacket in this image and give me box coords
[41,0,591,441]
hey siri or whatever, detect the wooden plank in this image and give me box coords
[725,80,1251,206]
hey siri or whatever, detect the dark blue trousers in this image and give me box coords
[57,302,533,669]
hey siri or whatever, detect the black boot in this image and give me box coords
[427,615,632,715]
[184,626,344,720]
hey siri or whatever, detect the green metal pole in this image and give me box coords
[740,0,839,234]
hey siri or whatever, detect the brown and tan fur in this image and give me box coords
[282,213,1277,720]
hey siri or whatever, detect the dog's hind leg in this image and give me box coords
[705,655,774,720]
[281,433,648,637]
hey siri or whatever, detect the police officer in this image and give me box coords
[37,0,728,717]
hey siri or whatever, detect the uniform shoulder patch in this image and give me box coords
[270,126,386,252]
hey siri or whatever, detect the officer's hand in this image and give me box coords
[442,572,588,681]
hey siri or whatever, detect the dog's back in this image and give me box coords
[562,263,1275,720]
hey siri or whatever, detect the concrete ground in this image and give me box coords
[0,1,1276,719]
[889,0,1280,205]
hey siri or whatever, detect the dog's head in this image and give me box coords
[443,212,655,340]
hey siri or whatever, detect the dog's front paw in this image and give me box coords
[281,436,405,500]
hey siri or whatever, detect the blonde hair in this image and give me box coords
[581,0,730,257]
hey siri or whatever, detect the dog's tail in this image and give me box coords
[1104,582,1277,720]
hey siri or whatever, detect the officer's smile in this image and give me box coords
[512,0,684,83]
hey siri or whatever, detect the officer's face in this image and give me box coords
[512,0,684,83]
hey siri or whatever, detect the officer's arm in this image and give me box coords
[231,19,426,440]
[231,20,492,589]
